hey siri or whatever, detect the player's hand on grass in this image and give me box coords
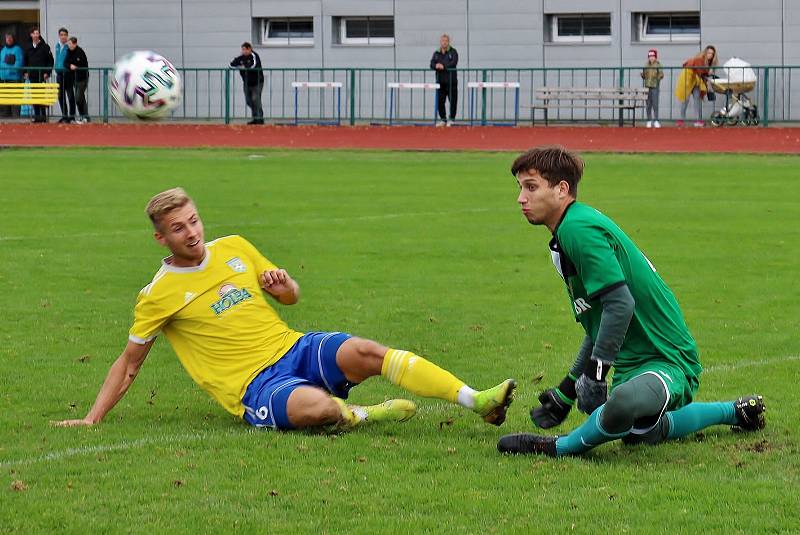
[575,358,611,414]
[52,418,95,427]
[530,388,572,429]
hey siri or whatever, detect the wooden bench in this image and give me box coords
[0,82,59,105]
[531,87,649,126]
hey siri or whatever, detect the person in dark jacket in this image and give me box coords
[64,37,90,123]
[23,27,54,123]
[429,34,458,126]
[230,42,264,125]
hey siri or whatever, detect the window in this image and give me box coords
[261,18,314,46]
[635,12,700,42]
[335,17,394,45]
[547,14,611,43]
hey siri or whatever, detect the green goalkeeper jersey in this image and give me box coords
[550,202,701,380]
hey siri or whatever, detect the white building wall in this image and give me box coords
[34,0,799,122]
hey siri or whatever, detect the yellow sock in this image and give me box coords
[381,349,465,403]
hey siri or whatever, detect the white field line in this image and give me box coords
[0,430,240,469]
[0,207,498,242]
[703,354,800,374]
[1,355,797,469]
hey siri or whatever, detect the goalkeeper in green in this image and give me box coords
[498,146,765,457]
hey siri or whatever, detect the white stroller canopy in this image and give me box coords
[719,58,757,85]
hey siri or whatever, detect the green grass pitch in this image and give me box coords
[0,148,798,533]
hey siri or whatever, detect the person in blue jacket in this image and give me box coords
[54,28,70,123]
[0,33,24,117]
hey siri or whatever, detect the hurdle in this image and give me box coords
[467,81,521,126]
[386,82,440,126]
[291,81,343,126]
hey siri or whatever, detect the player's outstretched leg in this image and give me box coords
[499,392,767,454]
[498,373,666,456]
[284,386,417,432]
[664,395,766,438]
[337,338,516,426]
[381,348,517,426]
[623,394,767,446]
[497,404,624,456]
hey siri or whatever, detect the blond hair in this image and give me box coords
[146,187,193,228]
[692,45,719,66]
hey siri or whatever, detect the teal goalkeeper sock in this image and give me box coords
[555,405,628,456]
[666,402,737,439]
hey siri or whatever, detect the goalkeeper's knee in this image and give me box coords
[600,374,668,435]
[601,383,638,434]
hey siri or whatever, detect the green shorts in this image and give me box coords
[611,360,699,412]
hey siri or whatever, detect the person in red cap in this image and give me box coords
[641,49,664,128]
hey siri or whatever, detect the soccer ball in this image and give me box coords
[109,51,182,120]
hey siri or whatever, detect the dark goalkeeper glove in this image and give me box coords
[530,375,576,429]
[575,358,611,414]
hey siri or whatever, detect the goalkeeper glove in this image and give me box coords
[530,375,576,429]
[575,358,611,414]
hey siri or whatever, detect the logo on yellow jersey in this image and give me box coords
[226,257,247,273]
[210,283,253,315]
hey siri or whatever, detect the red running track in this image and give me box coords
[1,123,800,153]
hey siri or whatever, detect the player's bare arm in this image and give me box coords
[53,339,154,427]
[260,268,300,305]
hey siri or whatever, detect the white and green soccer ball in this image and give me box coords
[109,51,182,120]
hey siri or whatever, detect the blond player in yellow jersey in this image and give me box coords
[56,188,516,431]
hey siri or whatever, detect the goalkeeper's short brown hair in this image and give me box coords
[510,146,584,197]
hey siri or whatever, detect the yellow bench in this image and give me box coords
[0,82,60,105]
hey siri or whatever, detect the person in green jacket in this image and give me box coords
[641,49,664,128]
[498,146,766,457]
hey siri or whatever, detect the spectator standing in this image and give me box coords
[641,49,664,128]
[230,42,264,125]
[64,37,89,123]
[0,34,24,118]
[430,34,458,127]
[54,27,70,123]
[675,45,718,127]
[23,27,54,123]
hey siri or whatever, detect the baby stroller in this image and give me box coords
[709,58,759,126]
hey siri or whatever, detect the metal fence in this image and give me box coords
[1,65,798,126]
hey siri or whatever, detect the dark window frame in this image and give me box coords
[548,13,612,43]
[261,17,314,46]
[337,16,395,45]
[635,12,700,43]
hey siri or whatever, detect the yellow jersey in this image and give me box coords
[129,235,304,417]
